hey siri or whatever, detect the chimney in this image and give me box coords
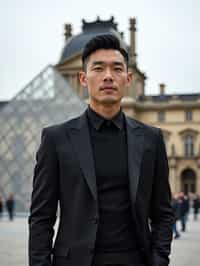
[64,23,72,40]
[159,83,165,95]
[129,17,137,65]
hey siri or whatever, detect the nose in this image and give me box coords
[103,68,113,82]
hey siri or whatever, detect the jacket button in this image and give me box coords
[93,218,98,224]
[90,217,98,224]
[140,247,145,252]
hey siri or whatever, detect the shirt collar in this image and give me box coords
[87,105,124,131]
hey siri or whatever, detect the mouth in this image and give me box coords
[100,86,116,91]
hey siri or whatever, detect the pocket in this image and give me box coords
[53,257,72,266]
[53,246,70,258]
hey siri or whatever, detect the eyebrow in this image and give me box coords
[91,61,124,66]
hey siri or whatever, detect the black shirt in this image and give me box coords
[87,106,138,259]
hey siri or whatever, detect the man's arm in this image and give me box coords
[150,129,174,266]
[29,128,59,266]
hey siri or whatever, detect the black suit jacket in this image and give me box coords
[29,111,174,266]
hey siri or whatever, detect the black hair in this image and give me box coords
[82,34,129,70]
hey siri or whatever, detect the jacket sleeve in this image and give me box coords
[149,129,174,266]
[28,128,59,266]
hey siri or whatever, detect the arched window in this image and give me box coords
[181,168,196,194]
[184,135,194,157]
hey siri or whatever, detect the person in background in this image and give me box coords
[0,195,3,219]
[193,194,200,221]
[179,192,189,232]
[6,194,15,221]
[172,193,181,239]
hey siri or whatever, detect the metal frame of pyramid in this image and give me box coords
[0,65,86,212]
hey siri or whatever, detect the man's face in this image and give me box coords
[79,49,132,107]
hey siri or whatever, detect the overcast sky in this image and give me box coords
[0,0,199,100]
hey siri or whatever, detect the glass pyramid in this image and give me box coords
[0,65,86,212]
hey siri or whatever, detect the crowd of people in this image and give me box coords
[0,193,15,221]
[172,192,200,239]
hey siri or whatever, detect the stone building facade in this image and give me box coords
[56,17,200,195]
[0,17,199,211]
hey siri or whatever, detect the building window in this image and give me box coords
[184,135,194,157]
[185,110,192,121]
[158,111,165,122]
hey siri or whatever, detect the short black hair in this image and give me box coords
[82,34,129,70]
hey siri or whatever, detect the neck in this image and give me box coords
[89,102,121,119]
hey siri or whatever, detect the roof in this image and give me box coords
[138,93,200,103]
[59,17,128,64]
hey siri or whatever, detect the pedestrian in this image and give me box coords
[193,194,200,220]
[184,194,190,221]
[29,34,174,266]
[172,193,181,239]
[179,192,189,232]
[0,195,3,219]
[6,194,15,221]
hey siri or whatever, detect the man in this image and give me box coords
[29,34,174,266]
[6,194,15,221]
[193,194,200,220]
[0,195,3,219]
[179,192,189,232]
[171,193,181,239]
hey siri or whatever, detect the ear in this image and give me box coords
[126,71,133,87]
[79,71,87,87]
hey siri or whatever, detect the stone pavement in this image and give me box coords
[170,214,200,266]
[0,214,200,266]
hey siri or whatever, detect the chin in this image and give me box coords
[100,98,120,104]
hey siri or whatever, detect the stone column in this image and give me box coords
[169,158,177,192]
[196,159,200,194]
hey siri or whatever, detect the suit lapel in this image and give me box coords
[67,113,144,205]
[67,112,97,201]
[126,117,144,206]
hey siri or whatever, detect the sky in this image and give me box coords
[0,0,200,100]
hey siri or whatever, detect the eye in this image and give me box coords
[93,66,103,71]
[114,67,123,72]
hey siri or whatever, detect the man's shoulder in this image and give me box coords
[42,113,85,136]
[125,115,161,136]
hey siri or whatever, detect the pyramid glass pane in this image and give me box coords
[0,65,86,211]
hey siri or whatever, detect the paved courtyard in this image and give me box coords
[0,213,200,266]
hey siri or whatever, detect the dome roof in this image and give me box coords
[59,17,128,64]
